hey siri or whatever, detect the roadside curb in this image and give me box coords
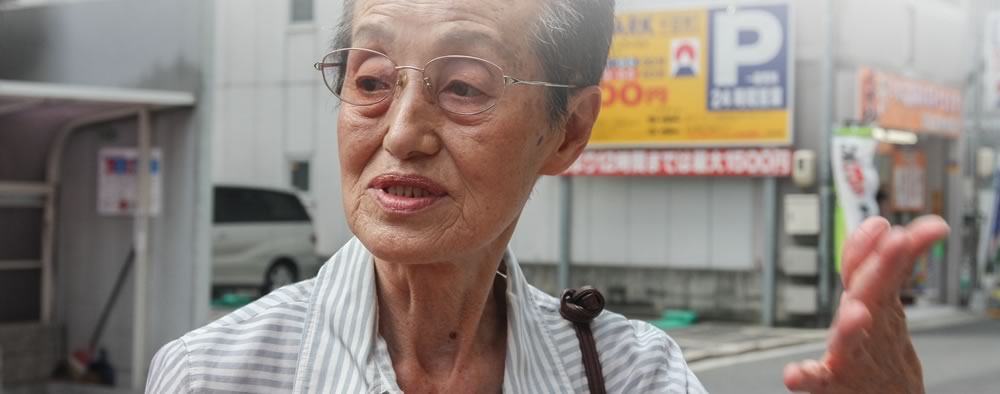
[679,306,985,363]
[682,330,826,363]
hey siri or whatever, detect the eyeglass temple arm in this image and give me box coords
[313,62,342,71]
[505,76,576,89]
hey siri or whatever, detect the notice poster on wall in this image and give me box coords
[591,1,793,147]
[97,147,163,216]
[832,127,880,272]
[892,150,927,212]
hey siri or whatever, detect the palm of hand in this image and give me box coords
[783,216,950,394]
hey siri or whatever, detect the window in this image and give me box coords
[290,161,310,192]
[214,187,310,223]
[290,0,313,23]
[258,191,311,222]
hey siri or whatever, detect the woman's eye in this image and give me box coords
[357,77,389,92]
[445,81,484,97]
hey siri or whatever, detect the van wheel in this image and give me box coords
[263,260,299,294]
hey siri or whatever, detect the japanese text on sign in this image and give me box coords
[564,148,792,177]
[591,2,793,148]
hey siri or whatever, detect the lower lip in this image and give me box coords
[372,189,442,213]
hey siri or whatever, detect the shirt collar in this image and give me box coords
[292,237,574,393]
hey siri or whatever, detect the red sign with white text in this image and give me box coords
[564,148,792,177]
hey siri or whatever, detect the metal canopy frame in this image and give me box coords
[0,79,195,389]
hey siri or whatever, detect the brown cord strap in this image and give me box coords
[560,287,607,394]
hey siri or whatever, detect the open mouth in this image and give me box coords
[369,173,447,213]
[382,186,435,199]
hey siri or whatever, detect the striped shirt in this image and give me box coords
[146,237,707,393]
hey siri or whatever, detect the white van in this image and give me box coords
[212,185,320,294]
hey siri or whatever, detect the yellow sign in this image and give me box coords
[591,4,793,148]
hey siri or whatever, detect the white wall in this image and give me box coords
[211,0,352,255]
[835,0,973,86]
[512,176,762,269]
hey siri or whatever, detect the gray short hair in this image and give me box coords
[334,0,615,127]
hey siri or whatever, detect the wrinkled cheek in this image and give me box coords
[338,112,384,176]
[338,112,384,227]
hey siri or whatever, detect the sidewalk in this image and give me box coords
[669,305,983,363]
[670,324,826,362]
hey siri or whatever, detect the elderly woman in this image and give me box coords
[146,0,949,392]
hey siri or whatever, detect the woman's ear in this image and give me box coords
[540,85,602,176]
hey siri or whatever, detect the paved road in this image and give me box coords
[693,319,1000,394]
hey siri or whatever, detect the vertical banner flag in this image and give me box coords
[98,147,163,216]
[832,127,880,272]
[986,12,1000,112]
[591,2,793,147]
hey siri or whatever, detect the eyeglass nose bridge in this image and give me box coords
[393,65,436,104]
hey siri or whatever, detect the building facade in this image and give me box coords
[3,1,999,388]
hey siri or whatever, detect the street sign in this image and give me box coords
[591,1,793,148]
[857,68,962,137]
[564,148,792,177]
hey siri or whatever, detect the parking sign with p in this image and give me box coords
[708,5,789,112]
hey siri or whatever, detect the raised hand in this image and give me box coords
[783,216,950,393]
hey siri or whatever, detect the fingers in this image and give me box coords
[825,297,873,369]
[784,359,833,393]
[849,215,950,305]
[850,228,909,305]
[841,217,892,289]
[903,215,950,259]
[827,298,872,351]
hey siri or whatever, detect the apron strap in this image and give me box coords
[560,287,607,394]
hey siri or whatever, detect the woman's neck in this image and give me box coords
[374,247,508,392]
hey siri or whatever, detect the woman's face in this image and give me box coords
[339,0,568,263]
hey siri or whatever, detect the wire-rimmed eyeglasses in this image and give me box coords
[313,48,576,116]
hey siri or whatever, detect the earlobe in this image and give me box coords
[540,86,603,176]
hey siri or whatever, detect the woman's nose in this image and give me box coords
[382,71,443,160]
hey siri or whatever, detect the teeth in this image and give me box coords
[384,186,431,198]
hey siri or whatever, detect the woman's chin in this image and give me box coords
[364,239,457,264]
[352,226,458,263]
[348,207,511,264]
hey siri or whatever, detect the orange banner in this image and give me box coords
[858,68,962,137]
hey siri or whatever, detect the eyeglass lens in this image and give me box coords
[322,49,506,115]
